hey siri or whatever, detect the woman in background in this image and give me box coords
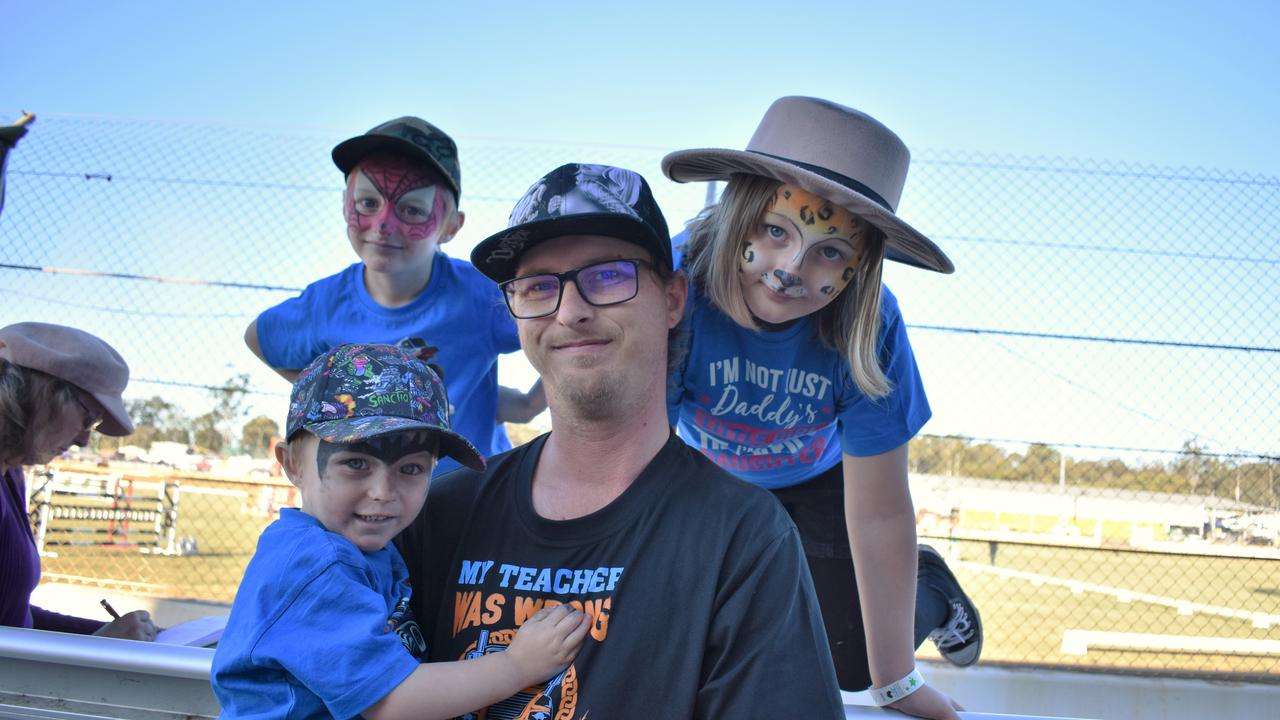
[0,321,156,639]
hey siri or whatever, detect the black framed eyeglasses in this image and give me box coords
[500,259,648,319]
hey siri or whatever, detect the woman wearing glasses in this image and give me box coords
[0,322,157,639]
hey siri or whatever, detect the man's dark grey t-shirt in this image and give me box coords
[397,433,843,719]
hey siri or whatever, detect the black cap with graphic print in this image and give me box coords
[470,163,672,283]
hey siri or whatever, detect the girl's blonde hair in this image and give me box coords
[682,174,891,398]
[0,359,79,465]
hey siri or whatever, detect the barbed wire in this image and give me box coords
[132,377,288,398]
[937,234,1280,266]
[914,156,1280,187]
[12,168,333,193]
[0,287,252,319]
[912,324,1279,354]
[0,263,301,293]
[4,261,1275,354]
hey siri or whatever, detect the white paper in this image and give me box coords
[155,614,228,647]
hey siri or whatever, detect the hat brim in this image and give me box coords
[305,417,485,471]
[471,213,673,284]
[92,392,134,437]
[662,148,953,274]
[331,136,460,199]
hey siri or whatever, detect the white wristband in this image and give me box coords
[869,668,925,706]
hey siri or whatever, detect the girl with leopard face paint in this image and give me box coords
[662,98,975,720]
[737,184,867,326]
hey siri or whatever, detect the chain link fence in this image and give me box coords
[3,113,1276,682]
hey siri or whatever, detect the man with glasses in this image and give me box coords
[396,164,843,718]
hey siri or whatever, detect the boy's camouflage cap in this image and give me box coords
[331,116,462,200]
[286,343,483,471]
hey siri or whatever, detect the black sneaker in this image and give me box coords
[918,544,983,667]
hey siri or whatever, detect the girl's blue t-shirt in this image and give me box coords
[256,252,520,474]
[667,240,931,489]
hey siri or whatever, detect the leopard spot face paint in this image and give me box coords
[736,183,867,326]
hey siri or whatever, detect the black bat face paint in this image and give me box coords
[315,432,439,479]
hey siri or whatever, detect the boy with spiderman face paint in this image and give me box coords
[246,118,546,476]
[213,343,587,720]
[344,152,458,278]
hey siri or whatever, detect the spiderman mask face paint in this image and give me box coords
[737,184,865,325]
[345,154,455,273]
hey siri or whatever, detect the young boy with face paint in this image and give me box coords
[212,343,587,720]
[663,98,980,720]
[246,117,545,475]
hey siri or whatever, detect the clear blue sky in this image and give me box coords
[4,0,1278,174]
[3,1,1277,462]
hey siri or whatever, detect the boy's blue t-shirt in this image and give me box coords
[212,509,428,719]
[256,252,520,474]
[667,239,931,489]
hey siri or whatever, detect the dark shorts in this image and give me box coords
[772,463,939,691]
[771,462,851,560]
[771,464,871,689]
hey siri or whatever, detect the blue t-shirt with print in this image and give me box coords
[256,252,520,474]
[212,509,428,719]
[667,241,931,490]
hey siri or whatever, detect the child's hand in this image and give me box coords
[502,605,590,686]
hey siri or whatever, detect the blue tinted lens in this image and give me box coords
[578,261,638,303]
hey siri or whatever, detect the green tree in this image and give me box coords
[124,396,190,448]
[959,442,1013,480]
[241,415,280,458]
[208,374,252,455]
[193,412,224,454]
[1172,439,1219,495]
[1010,443,1059,484]
[909,435,970,476]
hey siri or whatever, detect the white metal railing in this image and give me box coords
[0,626,218,718]
[3,625,1276,719]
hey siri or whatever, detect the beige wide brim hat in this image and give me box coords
[662,96,953,274]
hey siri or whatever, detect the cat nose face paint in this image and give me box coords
[344,154,452,272]
[737,184,865,325]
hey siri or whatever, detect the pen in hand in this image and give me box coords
[100,598,122,620]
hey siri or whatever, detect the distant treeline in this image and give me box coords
[908,434,1277,509]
